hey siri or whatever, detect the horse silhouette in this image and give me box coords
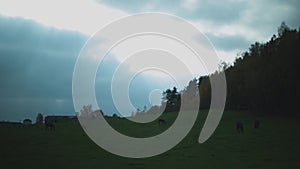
[158,119,166,125]
[254,120,260,129]
[236,122,244,133]
[45,116,56,131]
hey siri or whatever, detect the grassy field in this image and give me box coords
[0,110,299,169]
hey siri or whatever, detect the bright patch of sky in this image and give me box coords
[0,0,126,35]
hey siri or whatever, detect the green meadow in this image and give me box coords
[1,110,299,169]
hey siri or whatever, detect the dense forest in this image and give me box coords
[157,22,300,114]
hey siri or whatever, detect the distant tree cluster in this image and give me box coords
[35,113,43,124]
[78,105,104,119]
[161,87,181,112]
[159,79,201,112]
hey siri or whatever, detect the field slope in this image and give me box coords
[1,111,299,169]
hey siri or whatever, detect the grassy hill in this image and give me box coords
[1,110,299,169]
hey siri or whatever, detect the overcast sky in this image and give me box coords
[0,0,299,121]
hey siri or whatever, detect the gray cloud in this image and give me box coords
[205,33,252,51]
[97,0,300,25]
[96,0,247,23]
[239,0,300,36]
[0,16,87,121]
[96,0,300,51]
[0,16,174,121]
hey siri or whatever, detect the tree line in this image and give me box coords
[159,22,300,114]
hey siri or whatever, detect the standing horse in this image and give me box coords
[254,120,260,129]
[158,119,166,125]
[236,122,244,133]
[45,116,56,131]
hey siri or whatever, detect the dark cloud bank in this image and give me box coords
[0,16,87,121]
[0,16,173,121]
[97,0,300,50]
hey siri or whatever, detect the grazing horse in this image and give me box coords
[236,122,244,133]
[254,120,260,129]
[45,122,55,130]
[45,117,56,131]
[158,119,166,125]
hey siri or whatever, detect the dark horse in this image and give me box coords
[158,119,166,125]
[45,116,56,130]
[236,122,244,133]
[254,120,260,129]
